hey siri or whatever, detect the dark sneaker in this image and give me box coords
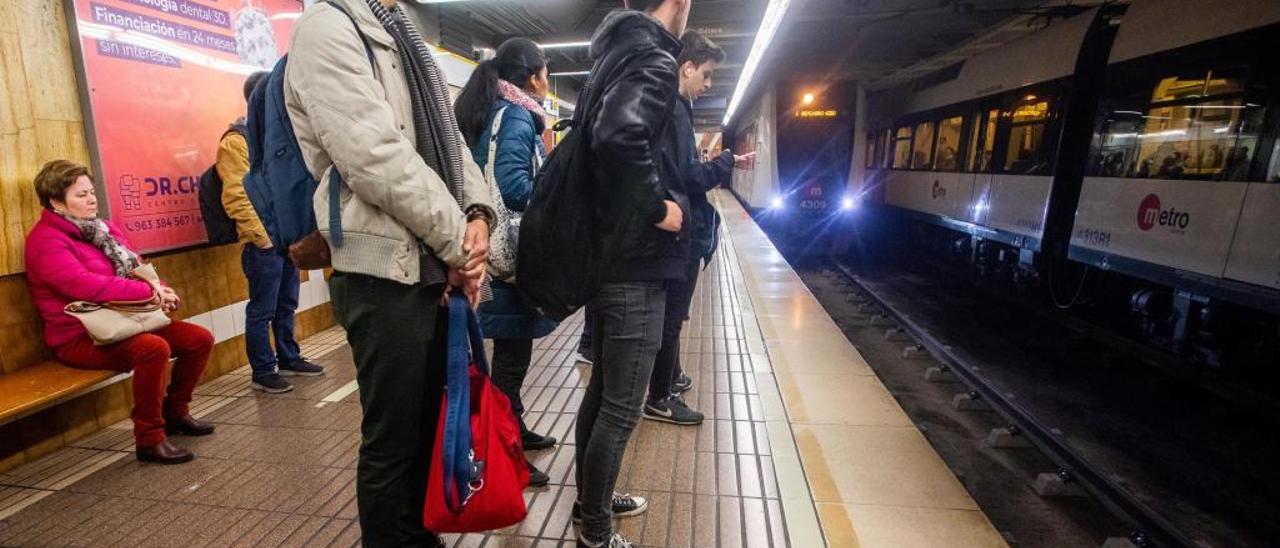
[251,373,294,393]
[577,533,636,548]
[522,430,557,451]
[572,492,648,523]
[279,359,325,377]
[527,461,550,488]
[643,396,704,425]
[672,373,693,394]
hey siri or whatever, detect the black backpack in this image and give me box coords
[199,124,246,246]
[517,58,628,321]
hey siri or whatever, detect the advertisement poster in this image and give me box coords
[67,0,306,252]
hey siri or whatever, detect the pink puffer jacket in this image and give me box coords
[25,209,155,348]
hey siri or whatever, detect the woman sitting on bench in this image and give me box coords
[24,160,215,465]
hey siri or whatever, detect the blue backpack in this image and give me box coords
[243,1,373,252]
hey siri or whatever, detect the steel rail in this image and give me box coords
[831,261,1198,548]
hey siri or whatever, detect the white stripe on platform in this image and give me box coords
[47,451,128,491]
[0,490,54,521]
[316,380,359,408]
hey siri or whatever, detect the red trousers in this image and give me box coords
[55,321,214,447]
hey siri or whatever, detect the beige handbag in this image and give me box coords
[63,264,172,346]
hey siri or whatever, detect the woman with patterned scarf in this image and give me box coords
[454,37,561,490]
[24,160,215,465]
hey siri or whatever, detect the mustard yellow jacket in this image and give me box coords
[216,132,273,249]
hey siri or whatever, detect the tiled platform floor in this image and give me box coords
[0,191,1005,547]
[0,222,798,547]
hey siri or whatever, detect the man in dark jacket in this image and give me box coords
[573,1,691,547]
[642,30,748,426]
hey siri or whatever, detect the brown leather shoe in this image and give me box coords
[165,415,216,436]
[136,440,194,464]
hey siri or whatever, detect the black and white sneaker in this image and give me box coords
[643,396,704,426]
[671,373,693,394]
[572,492,648,523]
[574,351,593,365]
[251,373,294,393]
[577,533,636,548]
[279,359,325,377]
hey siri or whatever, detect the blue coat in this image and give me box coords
[475,99,557,339]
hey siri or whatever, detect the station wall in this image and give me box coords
[0,2,334,473]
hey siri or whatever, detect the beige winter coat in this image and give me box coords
[284,0,491,285]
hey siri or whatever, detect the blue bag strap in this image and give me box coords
[328,169,344,247]
[319,0,376,249]
[465,299,490,377]
[442,293,474,513]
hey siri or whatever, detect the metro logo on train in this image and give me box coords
[799,179,829,210]
[1136,193,1190,232]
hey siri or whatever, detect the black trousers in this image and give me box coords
[649,256,701,402]
[491,338,534,434]
[330,273,446,548]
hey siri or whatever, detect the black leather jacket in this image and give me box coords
[585,10,691,282]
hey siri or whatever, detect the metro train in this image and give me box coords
[732,0,1280,370]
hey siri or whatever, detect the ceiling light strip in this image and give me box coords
[723,0,794,126]
[538,41,592,49]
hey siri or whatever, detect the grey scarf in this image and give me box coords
[363,0,465,207]
[57,212,142,277]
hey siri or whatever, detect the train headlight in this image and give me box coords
[771,196,785,209]
[841,197,856,211]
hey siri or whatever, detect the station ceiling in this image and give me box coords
[439,0,1100,131]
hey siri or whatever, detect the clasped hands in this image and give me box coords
[147,281,181,313]
[442,218,491,309]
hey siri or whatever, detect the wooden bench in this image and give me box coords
[0,361,131,427]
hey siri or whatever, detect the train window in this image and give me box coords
[883,128,894,167]
[965,113,982,172]
[892,126,913,168]
[1269,126,1280,182]
[1003,101,1050,174]
[934,116,963,171]
[1123,99,1264,181]
[1150,73,1243,103]
[1005,125,1047,173]
[972,109,1003,171]
[1096,112,1141,177]
[1010,101,1050,123]
[911,121,935,169]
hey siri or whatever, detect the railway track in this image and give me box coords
[828,261,1199,548]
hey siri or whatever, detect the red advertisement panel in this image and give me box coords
[67,0,305,252]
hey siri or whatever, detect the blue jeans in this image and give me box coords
[574,281,667,544]
[241,245,300,376]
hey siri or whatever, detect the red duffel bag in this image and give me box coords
[424,294,530,533]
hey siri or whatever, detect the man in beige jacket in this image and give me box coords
[284,0,493,545]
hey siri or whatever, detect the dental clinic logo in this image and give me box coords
[1137,193,1189,232]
